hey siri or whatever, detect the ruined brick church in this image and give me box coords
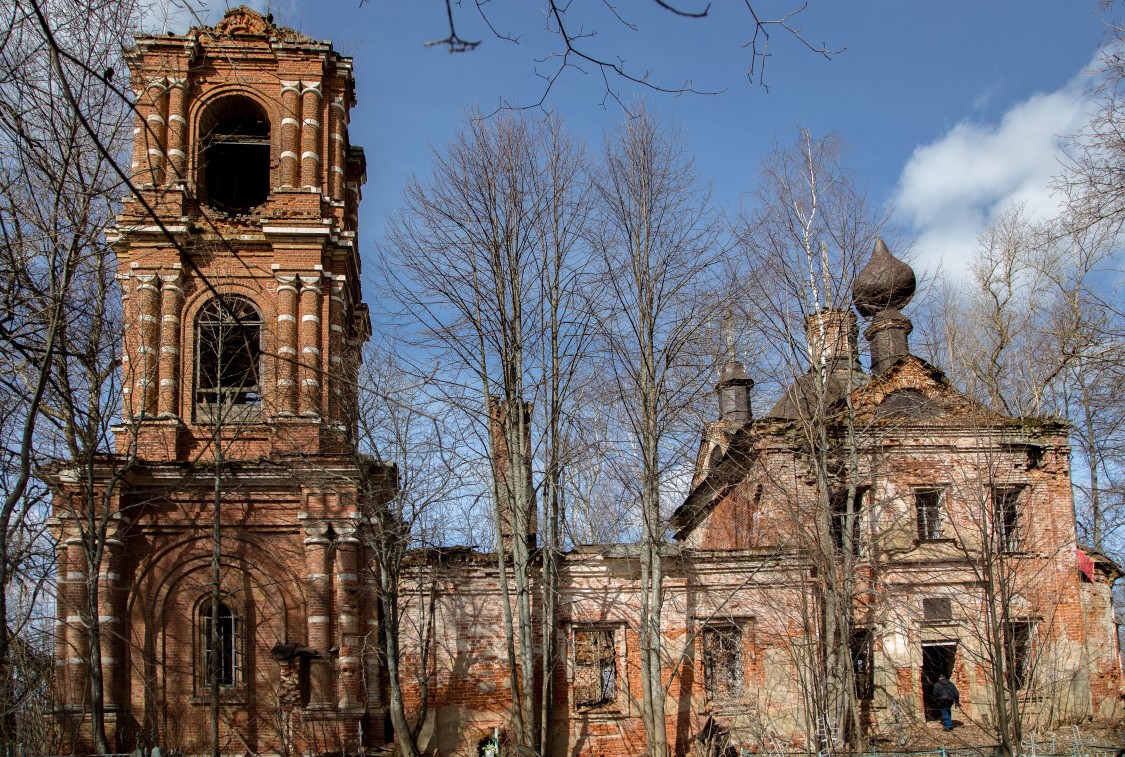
[51,8,1122,756]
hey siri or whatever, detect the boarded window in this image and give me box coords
[923,597,953,622]
[915,488,943,540]
[702,625,743,700]
[573,628,616,708]
[851,628,874,700]
[1005,621,1033,689]
[993,486,1023,552]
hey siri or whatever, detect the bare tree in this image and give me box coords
[1060,8,1125,236]
[354,343,464,757]
[920,200,1125,753]
[929,205,1125,560]
[384,108,594,754]
[413,1,842,108]
[1038,219,1125,556]
[0,0,140,749]
[590,104,723,755]
[735,129,890,750]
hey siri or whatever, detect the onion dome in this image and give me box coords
[853,239,916,318]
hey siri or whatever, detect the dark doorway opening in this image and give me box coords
[921,643,956,721]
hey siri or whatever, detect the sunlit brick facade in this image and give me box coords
[393,253,1124,755]
[49,9,1122,756]
[51,8,392,753]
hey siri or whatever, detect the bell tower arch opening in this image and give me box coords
[198,94,271,214]
[194,295,263,421]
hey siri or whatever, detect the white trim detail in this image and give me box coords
[261,226,331,236]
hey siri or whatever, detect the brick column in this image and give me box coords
[97,531,125,709]
[345,180,360,231]
[300,82,322,191]
[299,275,322,417]
[157,271,183,418]
[142,78,167,186]
[165,78,188,184]
[279,81,301,188]
[328,277,346,423]
[135,273,161,418]
[335,523,360,710]
[276,275,299,416]
[328,96,347,201]
[54,539,71,705]
[119,274,137,419]
[65,537,89,708]
[304,519,333,709]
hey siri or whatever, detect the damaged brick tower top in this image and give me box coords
[52,7,393,753]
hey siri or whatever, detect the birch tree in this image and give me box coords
[735,129,890,749]
[590,105,722,755]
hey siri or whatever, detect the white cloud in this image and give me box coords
[893,63,1099,281]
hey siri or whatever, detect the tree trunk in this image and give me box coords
[210,427,223,757]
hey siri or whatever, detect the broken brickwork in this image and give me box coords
[50,8,392,754]
[394,248,1123,756]
[47,11,1122,755]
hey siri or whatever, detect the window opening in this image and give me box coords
[993,486,1023,552]
[850,628,874,701]
[702,625,743,700]
[922,597,953,622]
[201,602,239,688]
[1005,621,1033,690]
[831,487,868,556]
[573,628,617,708]
[915,488,943,540]
[921,643,956,721]
[195,296,262,419]
[200,95,270,214]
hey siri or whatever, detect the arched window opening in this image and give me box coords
[199,95,270,214]
[195,296,262,419]
[201,602,240,688]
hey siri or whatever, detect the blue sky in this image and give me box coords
[181,1,1109,280]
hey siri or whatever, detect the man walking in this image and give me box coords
[932,674,959,731]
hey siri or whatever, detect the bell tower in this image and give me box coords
[116,5,369,457]
[52,8,392,753]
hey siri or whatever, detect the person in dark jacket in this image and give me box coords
[932,674,959,731]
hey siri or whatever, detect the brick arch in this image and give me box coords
[129,530,306,633]
[179,284,280,420]
[187,86,278,199]
[126,532,306,741]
